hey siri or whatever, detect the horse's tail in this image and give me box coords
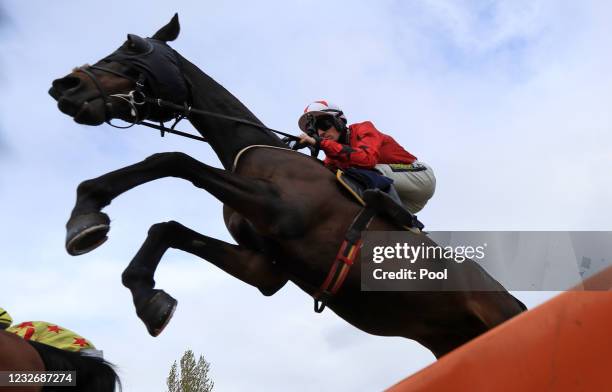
[27,340,121,392]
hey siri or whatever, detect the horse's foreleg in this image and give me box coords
[121,220,288,336]
[66,152,284,255]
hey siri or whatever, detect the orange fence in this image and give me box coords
[386,267,612,392]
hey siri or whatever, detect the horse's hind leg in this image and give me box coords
[121,220,288,336]
[65,152,284,255]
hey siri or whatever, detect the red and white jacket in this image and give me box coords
[320,121,417,169]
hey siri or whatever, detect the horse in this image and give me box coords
[48,14,526,358]
[0,330,120,392]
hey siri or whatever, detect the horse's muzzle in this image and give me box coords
[48,85,62,101]
[49,75,81,100]
[50,81,107,125]
[53,95,105,125]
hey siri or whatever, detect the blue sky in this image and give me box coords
[1,1,611,391]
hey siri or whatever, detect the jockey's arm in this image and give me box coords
[320,122,383,168]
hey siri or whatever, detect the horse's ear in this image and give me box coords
[151,13,180,42]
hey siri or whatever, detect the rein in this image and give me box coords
[138,94,323,158]
[142,94,300,141]
[76,64,306,147]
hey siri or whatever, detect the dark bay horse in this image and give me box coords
[48,14,525,358]
[0,330,119,391]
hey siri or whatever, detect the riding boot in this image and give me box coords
[386,185,403,205]
[362,189,424,230]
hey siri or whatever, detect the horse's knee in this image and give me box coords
[74,179,112,210]
[76,178,108,199]
[121,265,154,288]
[146,151,193,165]
[147,220,184,239]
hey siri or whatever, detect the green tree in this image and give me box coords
[166,349,214,392]
[167,361,180,392]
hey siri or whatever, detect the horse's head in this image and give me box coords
[49,14,190,127]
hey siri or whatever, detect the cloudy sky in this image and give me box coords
[1,1,610,391]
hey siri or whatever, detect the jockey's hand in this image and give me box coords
[299,133,317,146]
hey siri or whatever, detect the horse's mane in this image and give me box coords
[28,340,120,392]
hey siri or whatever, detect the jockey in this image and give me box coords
[298,100,436,214]
[0,307,103,357]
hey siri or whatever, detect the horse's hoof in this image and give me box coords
[65,212,110,256]
[137,290,177,337]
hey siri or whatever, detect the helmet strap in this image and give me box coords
[340,127,350,144]
[331,112,349,143]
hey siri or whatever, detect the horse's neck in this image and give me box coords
[180,57,285,169]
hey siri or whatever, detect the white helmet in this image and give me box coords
[298,100,347,132]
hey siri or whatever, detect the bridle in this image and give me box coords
[75,36,320,155]
[77,65,150,129]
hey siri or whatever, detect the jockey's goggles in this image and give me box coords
[315,116,336,132]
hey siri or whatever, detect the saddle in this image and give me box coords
[336,169,424,231]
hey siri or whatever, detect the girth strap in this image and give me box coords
[314,207,376,313]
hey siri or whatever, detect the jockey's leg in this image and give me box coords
[375,162,436,214]
[363,189,424,230]
[385,184,403,205]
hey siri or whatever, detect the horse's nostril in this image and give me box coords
[52,76,81,94]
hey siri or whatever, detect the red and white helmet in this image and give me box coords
[298,100,347,132]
